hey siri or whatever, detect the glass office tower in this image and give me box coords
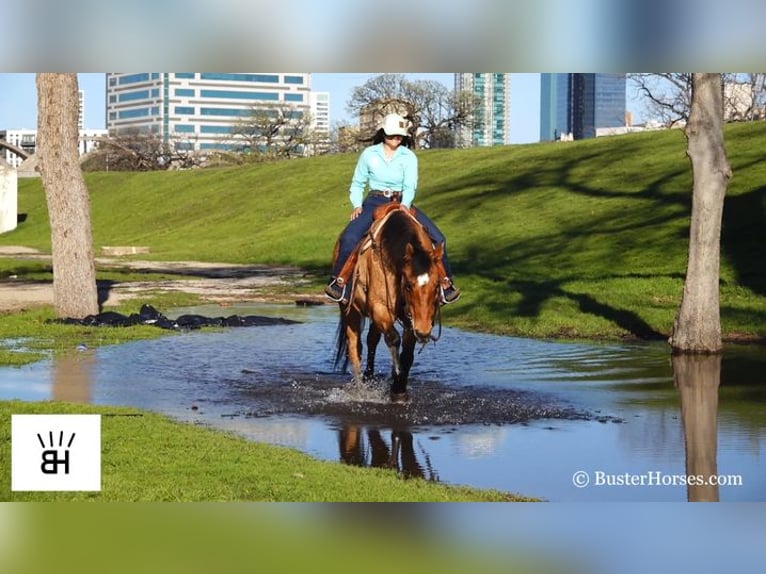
[540,73,625,140]
[454,73,511,146]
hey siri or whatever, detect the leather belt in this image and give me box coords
[370,189,402,200]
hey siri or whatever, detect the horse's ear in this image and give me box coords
[432,242,444,260]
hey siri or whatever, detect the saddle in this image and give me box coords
[334,204,419,283]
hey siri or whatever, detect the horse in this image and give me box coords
[333,204,443,402]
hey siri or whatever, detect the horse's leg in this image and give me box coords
[381,324,411,401]
[344,308,364,384]
[391,327,416,401]
[364,324,382,380]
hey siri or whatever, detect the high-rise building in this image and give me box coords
[540,74,626,141]
[309,91,330,154]
[454,73,511,147]
[106,73,312,153]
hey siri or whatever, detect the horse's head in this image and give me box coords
[401,242,443,343]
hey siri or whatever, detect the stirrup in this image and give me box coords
[324,278,349,303]
[440,282,460,304]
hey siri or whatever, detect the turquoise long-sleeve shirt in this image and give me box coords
[348,143,418,209]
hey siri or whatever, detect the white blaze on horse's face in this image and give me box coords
[417,273,429,287]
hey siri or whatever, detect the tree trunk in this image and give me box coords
[673,353,720,502]
[669,73,731,353]
[36,73,99,318]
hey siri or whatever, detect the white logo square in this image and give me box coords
[11,414,101,492]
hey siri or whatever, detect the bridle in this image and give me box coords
[398,267,442,347]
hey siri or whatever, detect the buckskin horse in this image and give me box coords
[333,204,443,402]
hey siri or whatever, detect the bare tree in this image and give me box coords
[328,121,365,154]
[347,74,416,126]
[669,73,732,353]
[83,130,205,171]
[230,103,315,160]
[630,73,766,125]
[408,80,476,149]
[346,74,476,149]
[36,73,99,318]
[629,73,693,126]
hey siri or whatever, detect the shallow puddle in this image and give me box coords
[1,303,764,501]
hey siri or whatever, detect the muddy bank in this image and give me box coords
[0,245,324,312]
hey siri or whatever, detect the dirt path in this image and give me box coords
[0,246,327,312]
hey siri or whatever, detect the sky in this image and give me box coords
[0,73,643,145]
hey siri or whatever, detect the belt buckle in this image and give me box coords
[382,189,393,198]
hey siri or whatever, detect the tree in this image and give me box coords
[328,121,365,154]
[629,73,766,125]
[36,73,99,318]
[669,73,732,353]
[82,130,207,172]
[347,74,415,127]
[230,103,315,160]
[629,73,693,126]
[408,80,476,149]
[346,74,476,149]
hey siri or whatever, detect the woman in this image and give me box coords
[325,113,460,304]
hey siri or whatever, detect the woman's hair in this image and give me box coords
[369,128,413,148]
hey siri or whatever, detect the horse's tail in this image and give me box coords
[333,313,350,373]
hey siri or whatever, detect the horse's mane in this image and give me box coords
[378,211,432,274]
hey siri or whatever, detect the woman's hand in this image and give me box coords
[350,207,363,220]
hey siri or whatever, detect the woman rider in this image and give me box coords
[325,113,460,305]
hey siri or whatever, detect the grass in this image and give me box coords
[0,400,531,502]
[2,121,764,343]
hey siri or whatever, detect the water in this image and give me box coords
[1,303,764,501]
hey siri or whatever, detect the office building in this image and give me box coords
[106,73,312,153]
[540,74,626,141]
[309,91,330,154]
[454,73,511,146]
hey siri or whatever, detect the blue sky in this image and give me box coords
[0,73,643,144]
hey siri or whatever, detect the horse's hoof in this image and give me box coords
[390,391,409,404]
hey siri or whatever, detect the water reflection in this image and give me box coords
[338,424,438,481]
[51,352,94,404]
[673,353,721,502]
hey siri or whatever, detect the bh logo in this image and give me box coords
[11,414,101,492]
[38,430,76,474]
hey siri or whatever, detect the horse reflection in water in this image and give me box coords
[333,206,443,402]
[338,424,439,481]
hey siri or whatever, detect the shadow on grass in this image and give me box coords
[722,185,766,297]
[414,130,766,339]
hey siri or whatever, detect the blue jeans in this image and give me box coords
[332,195,453,278]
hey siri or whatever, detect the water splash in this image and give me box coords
[326,377,391,404]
